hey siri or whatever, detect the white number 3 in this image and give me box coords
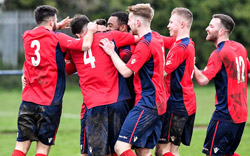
[31,40,41,66]
[83,49,96,68]
[235,56,245,83]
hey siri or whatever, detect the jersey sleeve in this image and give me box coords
[126,40,151,73]
[247,58,250,74]
[119,45,136,63]
[164,46,186,74]
[56,32,83,52]
[162,36,176,49]
[112,31,135,48]
[201,51,222,80]
[65,52,77,75]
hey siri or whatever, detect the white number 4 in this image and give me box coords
[235,56,245,83]
[31,40,41,66]
[83,49,96,68]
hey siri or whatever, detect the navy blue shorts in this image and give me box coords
[17,101,62,145]
[202,119,245,156]
[86,100,129,156]
[118,106,162,149]
[80,105,88,154]
[158,112,195,146]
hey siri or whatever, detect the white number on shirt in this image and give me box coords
[83,49,96,68]
[235,56,245,83]
[31,40,41,66]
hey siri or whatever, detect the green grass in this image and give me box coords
[0,85,250,156]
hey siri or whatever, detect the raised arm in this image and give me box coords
[99,38,133,78]
[81,22,98,51]
[194,66,209,86]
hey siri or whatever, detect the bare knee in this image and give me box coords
[36,141,51,155]
[135,148,152,156]
[114,141,132,155]
[15,140,31,154]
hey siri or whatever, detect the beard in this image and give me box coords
[52,21,57,31]
[206,31,218,42]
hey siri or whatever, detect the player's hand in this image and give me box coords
[21,74,27,89]
[57,16,72,30]
[87,22,98,32]
[99,38,115,56]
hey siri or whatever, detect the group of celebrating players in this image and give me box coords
[11,2,250,156]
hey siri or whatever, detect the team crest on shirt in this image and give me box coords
[89,146,93,153]
[166,60,172,66]
[213,147,219,153]
[131,58,136,64]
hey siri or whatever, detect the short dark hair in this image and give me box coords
[94,18,106,26]
[70,14,90,35]
[111,11,128,26]
[34,5,58,25]
[111,11,130,31]
[213,14,235,35]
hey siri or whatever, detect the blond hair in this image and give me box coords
[172,7,193,28]
[127,3,154,23]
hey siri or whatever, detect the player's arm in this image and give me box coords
[81,22,98,51]
[56,16,71,30]
[100,38,133,78]
[65,52,77,76]
[193,65,209,86]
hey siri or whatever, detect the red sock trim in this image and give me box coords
[12,150,25,156]
[120,149,136,156]
[163,152,175,156]
[233,153,241,156]
[35,154,47,156]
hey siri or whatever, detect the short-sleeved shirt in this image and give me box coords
[126,31,166,115]
[68,31,135,109]
[163,37,196,116]
[22,27,83,106]
[202,40,249,123]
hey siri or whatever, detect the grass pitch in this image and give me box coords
[0,85,249,156]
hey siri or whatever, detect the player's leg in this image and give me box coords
[116,106,162,156]
[155,143,171,156]
[80,104,88,156]
[86,105,110,156]
[108,100,130,156]
[12,101,38,156]
[12,141,31,156]
[36,104,62,155]
[36,141,51,156]
[135,148,152,156]
[155,112,173,156]
[202,120,245,156]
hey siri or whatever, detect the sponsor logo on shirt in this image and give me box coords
[131,59,136,64]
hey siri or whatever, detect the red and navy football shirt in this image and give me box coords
[67,31,135,109]
[202,40,249,123]
[163,37,196,116]
[126,31,166,115]
[22,26,83,106]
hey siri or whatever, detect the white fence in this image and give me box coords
[0,11,36,68]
